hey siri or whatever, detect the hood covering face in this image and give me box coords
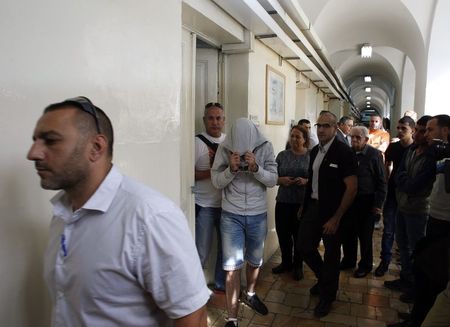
[222,118,267,154]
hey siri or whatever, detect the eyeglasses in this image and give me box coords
[205,102,223,109]
[64,96,101,133]
[315,123,334,129]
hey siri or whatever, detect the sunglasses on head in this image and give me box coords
[64,96,101,134]
[205,102,223,109]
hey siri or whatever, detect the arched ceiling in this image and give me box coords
[284,0,437,118]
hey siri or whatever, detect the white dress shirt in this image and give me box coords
[44,166,209,327]
[311,137,335,199]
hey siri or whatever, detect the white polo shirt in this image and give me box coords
[44,166,209,327]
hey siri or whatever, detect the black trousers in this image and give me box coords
[275,202,302,268]
[341,194,375,271]
[298,200,341,301]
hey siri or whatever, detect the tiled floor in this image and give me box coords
[206,227,411,326]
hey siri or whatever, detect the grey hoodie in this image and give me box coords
[211,118,278,215]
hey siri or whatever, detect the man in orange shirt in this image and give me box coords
[368,114,390,153]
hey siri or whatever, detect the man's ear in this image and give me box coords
[89,134,108,162]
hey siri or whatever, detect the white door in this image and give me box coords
[180,28,196,234]
[195,47,220,134]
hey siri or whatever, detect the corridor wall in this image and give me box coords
[0,0,183,325]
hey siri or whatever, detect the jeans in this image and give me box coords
[395,211,428,281]
[221,210,267,270]
[195,205,226,290]
[380,191,397,262]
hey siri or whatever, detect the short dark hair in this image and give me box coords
[291,125,310,149]
[416,115,432,127]
[298,119,310,125]
[319,111,337,124]
[432,114,450,129]
[398,116,416,129]
[204,102,224,116]
[339,116,353,125]
[44,97,114,157]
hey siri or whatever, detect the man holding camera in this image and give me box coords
[211,118,277,327]
[425,114,450,238]
[194,102,226,293]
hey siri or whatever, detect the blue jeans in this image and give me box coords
[195,205,226,290]
[221,211,267,270]
[396,211,428,281]
[380,191,397,262]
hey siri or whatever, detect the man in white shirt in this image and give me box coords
[194,102,226,293]
[27,96,209,327]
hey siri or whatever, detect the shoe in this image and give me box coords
[374,260,389,277]
[225,320,238,327]
[213,287,225,295]
[339,261,356,270]
[314,299,332,317]
[399,290,414,304]
[384,278,411,292]
[292,266,304,281]
[271,263,292,274]
[243,293,268,315]
[398,312,411,320]
[353,268,370,278]
[310,282,319,295]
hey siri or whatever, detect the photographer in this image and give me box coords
[425,114,450,238]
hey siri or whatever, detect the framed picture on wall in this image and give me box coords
[265,65,285,125]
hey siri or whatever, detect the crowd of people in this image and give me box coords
[28,96,449,327]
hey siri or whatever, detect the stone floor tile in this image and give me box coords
[376,306,399,323]
[265,302,292,315]
[350,303,377,319]
[324,323,352,327]
[291,307,315,319]
[363,293,390,307]
[297,319,325,326]
[348,277,368,286]
[367,286,391,297]
[337,290,363,304]
[251,312,275,326]
[356,317,387,326]
[389,298,411,313]
[319,312,357,326]
[330,301,351,315]
[367,279,385,288]
[271,313,303,327]
[284,293,310,308]
[265,290,286,303]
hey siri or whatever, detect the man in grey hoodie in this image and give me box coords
[211,118,277,327]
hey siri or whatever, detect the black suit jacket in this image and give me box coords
[335,129,350,146]
[304,137,358,221]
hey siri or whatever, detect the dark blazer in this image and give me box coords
[335,129,350,146]
[304,137,358,221]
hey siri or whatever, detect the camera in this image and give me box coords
[431,139,450,193]
[431,139,450,160]
[239,155,249,171]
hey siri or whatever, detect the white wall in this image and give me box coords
[0,0,182,325]
[247,40,298,259]
[425,0,450,116]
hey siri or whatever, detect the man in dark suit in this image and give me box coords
[298,111,358,318]
[336,116,354,146]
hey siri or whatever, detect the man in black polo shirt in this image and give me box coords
[298,111,358,317]
[374,116,415,277]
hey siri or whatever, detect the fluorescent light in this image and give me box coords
[366,105,371,107]
[361,44,372,58]
[364,75,372,82]
[366,96,371,100]
[366,101,371,105]
[365,87,371,92]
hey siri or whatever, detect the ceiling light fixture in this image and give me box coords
[364,75,372,82]
[366,105,371,108]
[365,87,371,92]
[361,44,372,58]
[366,101,371,105]
[366,96,371,100]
